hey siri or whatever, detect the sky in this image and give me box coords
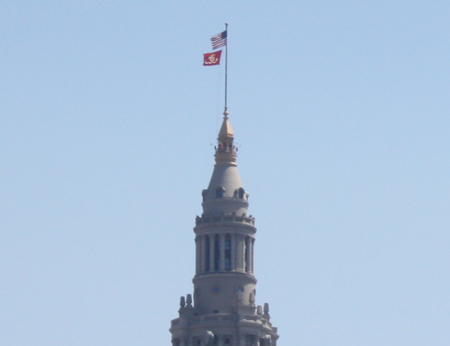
[1,1,449,345]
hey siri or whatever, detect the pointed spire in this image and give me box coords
[218,107,234,142]
[215,107,237,166]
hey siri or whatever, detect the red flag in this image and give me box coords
[203,50,222,66]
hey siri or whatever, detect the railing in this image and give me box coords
[171,314,237,327]
[196,214,255,226]
[171,313,272,328]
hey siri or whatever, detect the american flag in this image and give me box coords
[211,30,227,50]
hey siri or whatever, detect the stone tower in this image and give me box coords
[170,109,279,346]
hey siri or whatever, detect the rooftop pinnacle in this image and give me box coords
[215,107,237,166]
[218,107,234,142]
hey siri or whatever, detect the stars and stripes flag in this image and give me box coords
[211,30,227,50]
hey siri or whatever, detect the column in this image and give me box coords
[235,234,243,271]
[245,237,250,273]
[250,239,255,273]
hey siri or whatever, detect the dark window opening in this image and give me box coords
[216,187,224,198]
[244,237,249,272]
[238,188,245,199]
[205,236,210,272]
[225,234,231,271]
[214,235,220,271]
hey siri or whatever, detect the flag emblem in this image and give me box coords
[203,50,222,66]
[211,30,227,50]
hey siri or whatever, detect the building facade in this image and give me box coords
[170,109,279,346]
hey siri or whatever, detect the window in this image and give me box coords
[205,236,210,272]
[225,234,231,271]
[214,235,220,271]
[244,237,249,272]
[216,187,225,198]
[238,187,245,199]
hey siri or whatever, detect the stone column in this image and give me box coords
[236,234,243,271]
[250,239,255,273]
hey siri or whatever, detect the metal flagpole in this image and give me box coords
[224,23,228,111]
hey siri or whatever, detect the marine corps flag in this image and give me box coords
[203,50,222,66]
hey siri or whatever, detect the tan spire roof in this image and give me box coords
[218,107,234,141]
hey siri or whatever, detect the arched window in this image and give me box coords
[238,187,245,199]
[216,187,225,198]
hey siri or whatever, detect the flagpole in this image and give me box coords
[224,23,228,111]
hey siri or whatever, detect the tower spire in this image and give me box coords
[170,108,279,346]
[215,107,237,167]
[170,27,278,345]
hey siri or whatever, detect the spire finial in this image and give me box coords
[215,107,236,165]
[223,106,229,119]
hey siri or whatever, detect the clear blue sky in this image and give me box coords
[1,1,449,345]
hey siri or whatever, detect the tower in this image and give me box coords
[170,109,279,346]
